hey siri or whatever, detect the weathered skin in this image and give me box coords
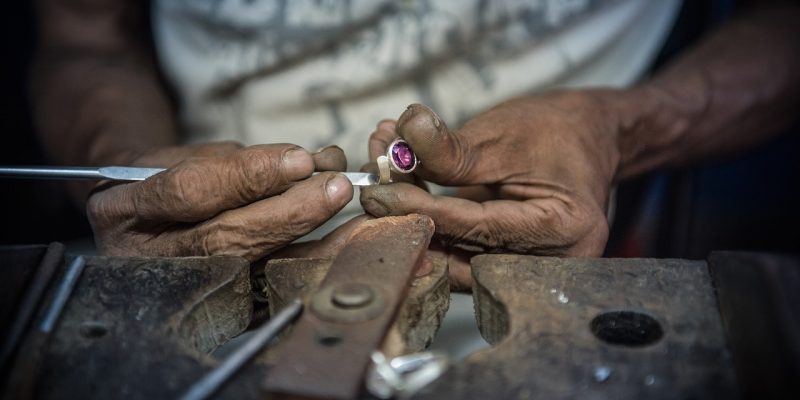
[361,4,800,288]
[87,143,354,261]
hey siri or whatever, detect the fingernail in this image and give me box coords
[314,144,340,154]
[283,148,312,179]
[325,173,351,201]
[427,107,446,134]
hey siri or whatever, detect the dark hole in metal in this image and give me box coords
[590,311,663,347]
[317,333,343,347]
[79,321,108,339]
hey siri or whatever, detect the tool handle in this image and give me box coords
[0,166,104,180]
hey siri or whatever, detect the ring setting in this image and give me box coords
[386,138,418,174]
[376,138,418,184]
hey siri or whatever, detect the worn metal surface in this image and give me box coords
[709,251,800,399]
[179,299,303,400]
[415,255,738,400]
[22,256,257,400]
[263,250,449,360]
[5,256,87,400]
[2,244,761,399]
[0,243,63,373]
[264,214,436,400]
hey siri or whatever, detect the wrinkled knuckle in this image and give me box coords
[520,201,574,254]
[170,167,206,206]
[194,225,222,257]
[234,149,278,199]
[86,194,106,219]
[461,220,498,249]
[87,187,132,227]
[285,205,327,237]
[537,203,565,230]
[262,222,303,250]
[86,194,114,229]
[451,139,475,182]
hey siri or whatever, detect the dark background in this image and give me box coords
[1,1,798,257]
[1,3,92,246]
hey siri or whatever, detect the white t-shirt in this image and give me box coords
[152,0,681,235]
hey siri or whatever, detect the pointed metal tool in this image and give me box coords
[0,166,379,186]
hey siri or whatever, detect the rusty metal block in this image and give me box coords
[28,256,258,399]
[264,215,438,400]
[262,252,448,358]
[415,255,738,400]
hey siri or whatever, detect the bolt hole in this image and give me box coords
[317,333,343,347]
[79,321,109,339]
[590,311,663,347]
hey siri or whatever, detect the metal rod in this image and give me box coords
[0,243,64,370]
[0,166,104,180]
[39,256,87,333]
[0,166,379,185]
[178,299,304,400]
[0,166,165,181]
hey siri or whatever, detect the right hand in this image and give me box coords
[87,142,353,261]
[361,93,624,289]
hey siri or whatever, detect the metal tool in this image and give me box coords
[0,165,380,186]
[178,299,304,400]
[0,243,64,372]
[3,256,87,400]
[0,166,166,181]
[367,351,449,399]
[264,215,436,400]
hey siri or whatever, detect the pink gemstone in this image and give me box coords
[391,141,416,171]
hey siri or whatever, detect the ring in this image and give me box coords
[386,138,418,174]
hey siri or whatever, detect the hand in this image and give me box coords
[361,91,624,266]
[88,142,353,261]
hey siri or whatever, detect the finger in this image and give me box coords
[395,104,477,185]
[428,242,474,291]
[368,120,398,160]
[361,182,604,255]
[268,214,373,259]
[313,145,347,172]
[180,172,354,261]
[131,144,314,223]
[455,185,496,202]
[92,142,246,194]
[446,249,474,291]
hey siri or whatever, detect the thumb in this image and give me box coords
[396,104,477,185]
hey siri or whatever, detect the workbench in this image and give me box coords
[1,217,797,399]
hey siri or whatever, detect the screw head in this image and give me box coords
[331,283,374,308]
